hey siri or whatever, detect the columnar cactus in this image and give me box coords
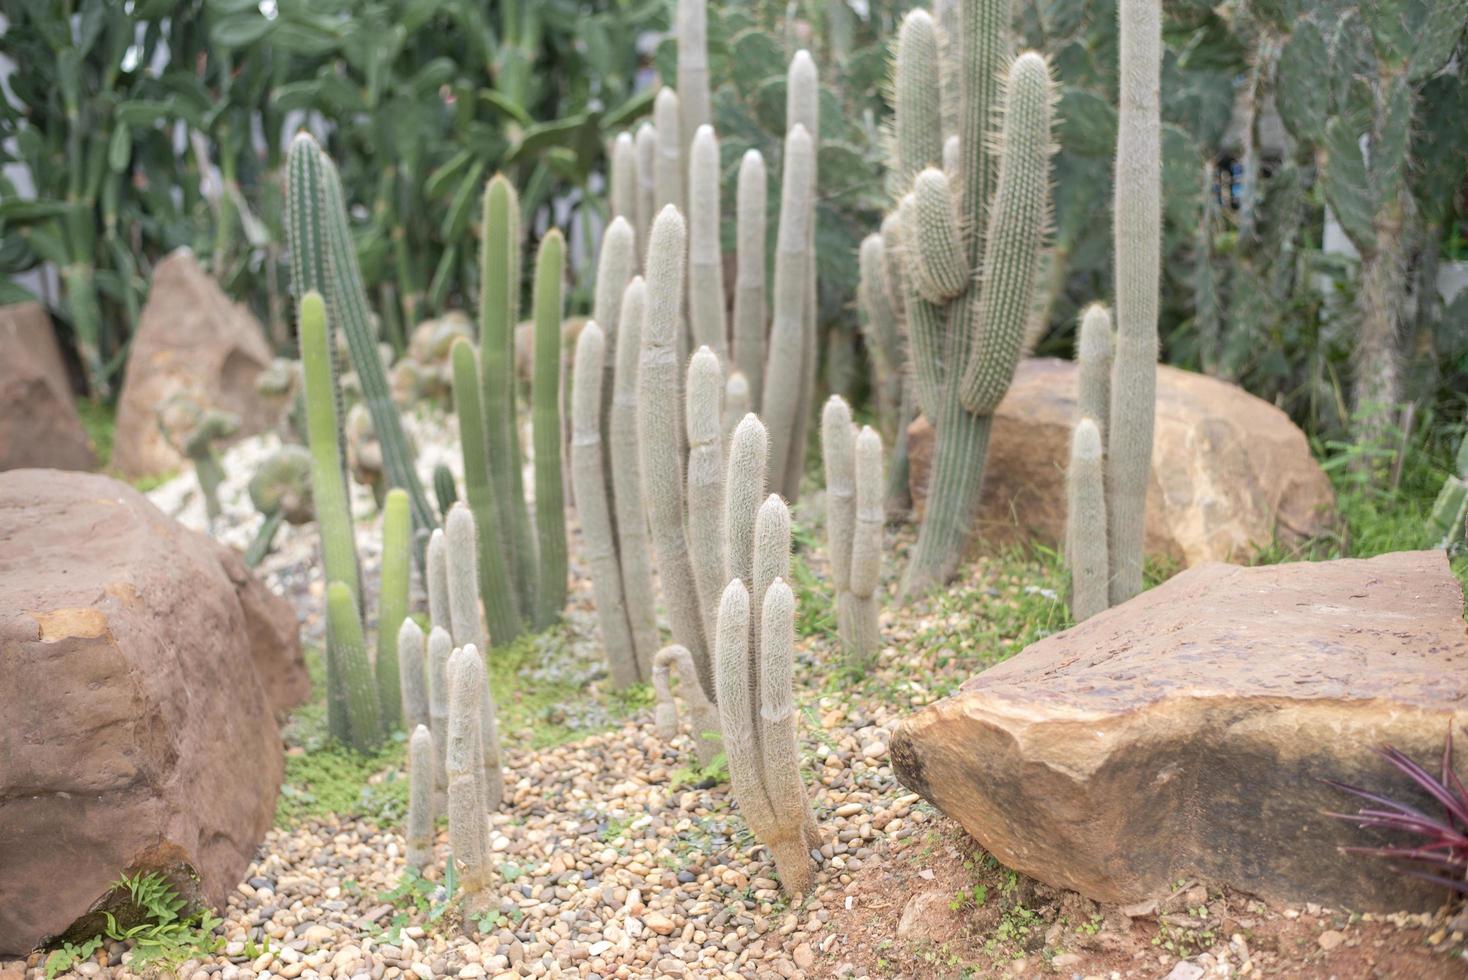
[688,126,728,360]
[398,619,430,733]
[733,150,768,407]
[426,528,450,634]
[652,645,721,766]
[1106,0,1161,607]
[686,347,727,642]
[634,123,658,252]
[1428,437,1468,549]
[723,372,751,443]
[325,581,383,752]
[433,464,457,521]
[823,398,886,671]
[880,5,1055,597]
[298,291,360,608]
[1076,305,1113,440]
[444,502,489,652]
[610,132,637,227]
[570,322,639,687]
[714,574,820,896]
[654,89,683,215]
[428,625,453,796]
[676,0,711,155]
[1066,418,1109,622]
[450,341,519,645]
[377,488,411,729]
[531,231,568,628]
[856,234,907,449]
[783,50,820,504]
[406,724,435,870]
[286,134,435,538]
[610,276,660,672]
[445,644,491,916]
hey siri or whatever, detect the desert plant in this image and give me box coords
[377,488,411,729]
[325,581,383,752]
[856,232,911,513]
[821,396,885,671]
[298,291,361,606]
[443,502,489,652]
[433,464,458,520]
[445,644,493,917]
[1066,418,1109,622]
[652,644,721,767]
[1326,729,1468,895]
[530,230,568,627]
[406,724,435,870]
[879,3,1056,596]
[245,445,314,567]
[157,396,239,523]
[427,624,453,800]
[398,619,430,734]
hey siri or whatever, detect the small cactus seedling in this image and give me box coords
[406,724,435,869]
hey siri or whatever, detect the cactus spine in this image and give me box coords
[883,3,1055,596]
[734,151,768,408]
[398,618,430,733]
[571,322,639,687]
[531,231,568,627]
[688,126,729,360]
[298,292,360,607]
[640,207,711,691]
[611,277,660,672]
[325,581,383,751]
[715,576,819,896]
[1107,0,1161,607]
[377,488,410,729]
[286,134,434,538]
[451,341,520,645]
[479,177,538,624]
[1067,418,1109,622]
[406,724,435,870]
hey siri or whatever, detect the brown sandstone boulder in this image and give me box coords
[0,470,309,955]
[0,303,95,472]
[890,550,1468,912]
[906,358,1336,565]
[112,250,278,478]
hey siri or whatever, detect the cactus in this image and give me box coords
[610,131,638,226]
[426,529,451,635]
[433,463,458,520]
[856,233,912,515]
[714,576,819,896]
[723,372,751,444]
[299,292,362,608]
[427,625,453,801]
[444,502,489,652]
[1106,0,1160,607]
[676,0,711,156]
[639,206,711,691]
[654,88,683,215]
[1067,418,1109,622]
[377,488,411,729]
[783,50,820,505]
[1076,305,1113,441]
[571,322,640,687]
[880,4,1055,596]
[733,150,768,408]
[688,126,728,360]
[686,347,727,643]
[531,230,568,627]
[478,177,537,624]
[406,724,435,870]
[761,124,816,500]
[246,445,314,567]
[610,276,661,673]
[634,123,658,253]
[823,398,885,672]
[450,341,520,645]
[325,581,383,752]
[398,618,430,733]
[445,645,491,916]
[286,134,435,539]
[651,645,722,767]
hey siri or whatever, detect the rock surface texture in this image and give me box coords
[112,249,278,478]
[0,469,309,955]
[890,550,1468,912]
[907,358,1336,564]
[0,302,95,472]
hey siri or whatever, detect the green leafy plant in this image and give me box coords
[43,937,103,980]
[45,872,225,977]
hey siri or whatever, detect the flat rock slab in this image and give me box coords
[0,469,309,954]
[890,550,1468,912]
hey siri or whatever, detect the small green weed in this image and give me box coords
[46,873,224,977]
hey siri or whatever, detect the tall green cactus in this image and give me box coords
[1106,0,1160,607]
[479,176,537,624]
[286,134,435,539]
[325,581,383,752]
[406,724,435,869]
[531,230,568,628]
[298,291,361,609]
[433,464,458,521]
[377,488,411,730]
[570,322,639,687]
[882,4,1055,597]
[450,341,520,645]
[1066,418,1109,623]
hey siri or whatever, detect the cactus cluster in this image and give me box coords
[876,2,1056,597]
[1064,0,1161,620]
[821,397,886,673]
[855,234,913,515]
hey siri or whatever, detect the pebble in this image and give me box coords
[1318,930,1345,951]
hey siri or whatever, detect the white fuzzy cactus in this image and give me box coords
[406,724,435,870]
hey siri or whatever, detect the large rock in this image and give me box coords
[0,470,309,955]
[0,303,95,472]
[112,250,278,478]
[890,550,1468,912]
[906,358,1335,565]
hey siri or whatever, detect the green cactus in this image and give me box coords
[734,150,768,408]
[688,126,728,361]
[246,445,314,568]
[610,276,661,673]
[570,322,639,687]
[882,4,1055,597]
[450,340,520,645]
[1066,417,1109,622]
[377,488,411,730]
[299,292,361,608]
[1106,0,1160,607]
[714,574,820,896]
[531,230,568,628]
[286,134,435,539]
[478,176,538,624]
[407,724,435,870]
[325,581,383,752]
[398,618,430,734]
[433,464,458,521]
[1428,437,1468,549]
[639,206,711,691]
